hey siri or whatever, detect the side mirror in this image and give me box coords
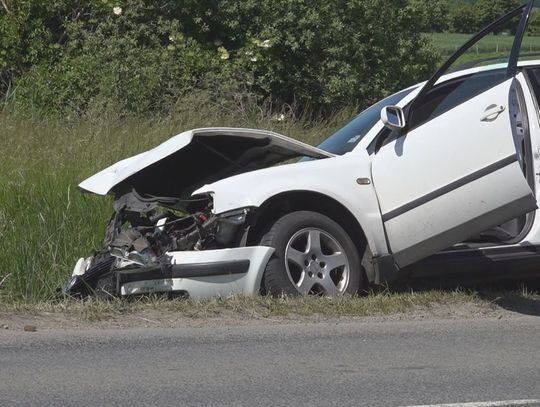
[381,106,406,131]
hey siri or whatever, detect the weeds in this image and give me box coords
[0,290,497,323]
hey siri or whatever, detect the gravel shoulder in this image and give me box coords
[2,290,539,332]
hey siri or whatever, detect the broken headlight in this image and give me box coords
[214,208,250,247]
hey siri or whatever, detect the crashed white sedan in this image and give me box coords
[64,2,540,298]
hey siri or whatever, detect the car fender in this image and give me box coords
[193,151,388,258]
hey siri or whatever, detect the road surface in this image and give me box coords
[1,317,539,406]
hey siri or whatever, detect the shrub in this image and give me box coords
[2,0,439,117]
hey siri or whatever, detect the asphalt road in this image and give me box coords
[1,317,540,407]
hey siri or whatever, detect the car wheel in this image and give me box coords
[259,211,362,296]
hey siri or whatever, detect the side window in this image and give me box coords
[409,69,507,129]
[525,67,540,109]
[407,7,524,131]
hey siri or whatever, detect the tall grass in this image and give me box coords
[0,102,356,302]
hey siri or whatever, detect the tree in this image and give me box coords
[448,3,480,33]
[2,0,440,117]
[407,0,449,32]
[475,0,521,33]
[527,11,540,36]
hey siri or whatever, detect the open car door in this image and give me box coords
[371,1,537,268]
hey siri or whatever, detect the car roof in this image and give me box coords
[419,59,540,90]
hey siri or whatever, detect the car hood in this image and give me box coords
[79,127,334,198]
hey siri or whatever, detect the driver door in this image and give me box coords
[371,2,537,267]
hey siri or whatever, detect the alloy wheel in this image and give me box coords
[284,228,350,295]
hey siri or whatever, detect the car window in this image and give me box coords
[525,67,540,99]
[518,7,540,64]
[408,9,523,131]
[316,88,414,155]
[408,68,507,129]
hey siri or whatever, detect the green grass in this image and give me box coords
[0,105,355,302]
[428,32,540,56]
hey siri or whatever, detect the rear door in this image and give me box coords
[371,2,537,267]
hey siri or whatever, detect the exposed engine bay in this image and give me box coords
[63,190,250,297]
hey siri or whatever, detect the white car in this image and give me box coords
[64,1,540,298]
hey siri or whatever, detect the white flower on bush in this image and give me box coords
[245,50,258,62]
[258,39,271,48]
[113,6,122,15]
[218,46,230,60]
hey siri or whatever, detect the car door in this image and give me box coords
[371,1,537,268]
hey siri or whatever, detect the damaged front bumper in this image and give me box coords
[68,246,274,299]
[62,187,271,299]
[118,246,274,298]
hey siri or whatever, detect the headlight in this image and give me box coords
[214,208,252,246]
[218,207,251,222]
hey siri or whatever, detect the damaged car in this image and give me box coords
[65,1,540,298]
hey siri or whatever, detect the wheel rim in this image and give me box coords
[284,228,350,295]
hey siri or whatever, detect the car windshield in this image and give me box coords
[317,88,415,155]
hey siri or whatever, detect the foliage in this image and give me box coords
[527,10,540,35]
[411,0,525,34]
[407,0,449,32]
[447,2,483,33]
[1,0,537,117]
[474,0,521,29]
[0,0,438,117]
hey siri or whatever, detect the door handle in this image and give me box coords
[481,104,506,122]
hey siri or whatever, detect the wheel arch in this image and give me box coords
[246,190,375,284]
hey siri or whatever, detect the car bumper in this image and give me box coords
[116,246,275,298]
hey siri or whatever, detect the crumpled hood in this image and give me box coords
[79,127,334,198]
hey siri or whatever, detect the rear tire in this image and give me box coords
[259,211,363,296]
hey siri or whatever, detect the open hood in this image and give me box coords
[79,128,334,198]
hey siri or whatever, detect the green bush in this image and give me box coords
[406,0,449,32]
[1,0,438,117]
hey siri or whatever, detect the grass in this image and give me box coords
[0,104,355,302]
[2,288,539,325]
[0,290,497,323]
[428,32,540,56]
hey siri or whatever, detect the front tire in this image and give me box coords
[259,211,362,296]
